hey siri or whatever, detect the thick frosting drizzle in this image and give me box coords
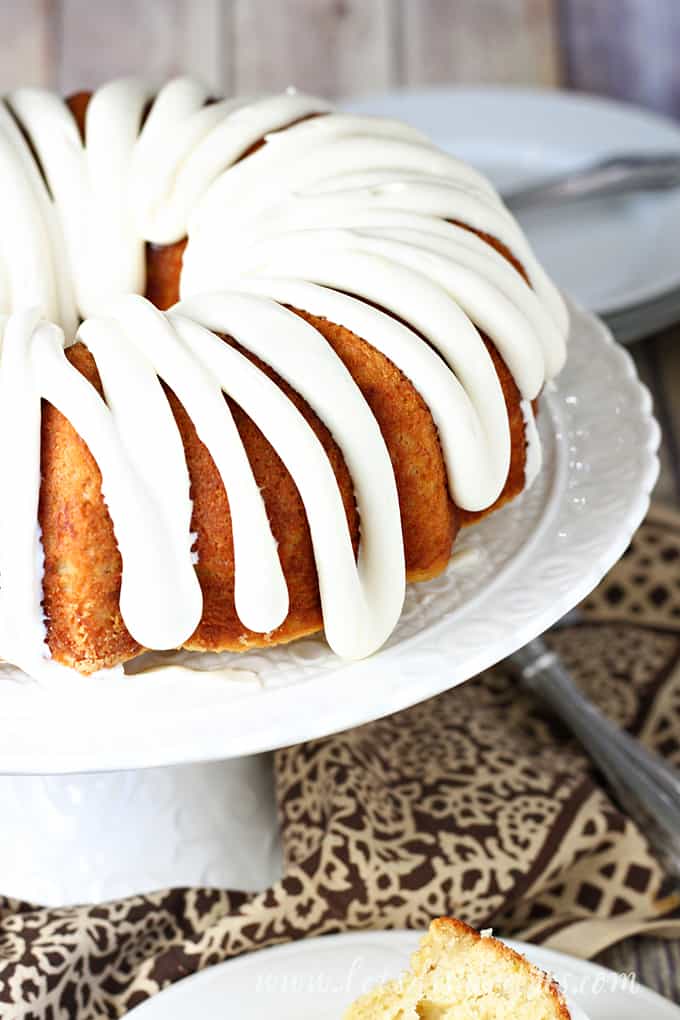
[0,77,568,677]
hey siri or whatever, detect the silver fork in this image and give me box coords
[508,620,680,879]
[502,152,680,211]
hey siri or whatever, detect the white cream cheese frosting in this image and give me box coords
[0,77,568,678]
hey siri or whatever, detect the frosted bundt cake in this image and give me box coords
[0,78,568,678]
[344,918,571,1020]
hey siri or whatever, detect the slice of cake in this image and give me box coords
[344,918,571,1020]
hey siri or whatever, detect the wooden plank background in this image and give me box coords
[0,0,677,118]
[0,0,678,1003]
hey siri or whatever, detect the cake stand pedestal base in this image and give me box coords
[0,754,282,907]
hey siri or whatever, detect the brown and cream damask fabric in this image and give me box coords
[2,506,680,1019]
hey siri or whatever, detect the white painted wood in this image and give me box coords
[562,0,680,118]
[232,0,395,97]
[0,0,53,89]
[57,0,224,94]
[401,0,561,87]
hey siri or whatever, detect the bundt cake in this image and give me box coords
[344,918,571,1020]
[0,78,569,679]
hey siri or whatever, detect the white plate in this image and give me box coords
[0,301,659,774]
[343,86,680,319]
[128,929,680,1019]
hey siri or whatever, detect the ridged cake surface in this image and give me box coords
[0,79,568,677]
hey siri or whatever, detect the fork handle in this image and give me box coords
[510,637,680,877]
[503,153,680,210]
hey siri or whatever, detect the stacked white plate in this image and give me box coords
[344,86,680,344]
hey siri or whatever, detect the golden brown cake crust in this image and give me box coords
[145,239,186,310]
[39,345,142,673]
[291,308,459,581]
[459,337,528,526]
[38,308,467,670]
[40,337,362,671]
[39,310,531,672]
[177,335,360,655]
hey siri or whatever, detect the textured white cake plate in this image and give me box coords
[128,930,679,1020]
[0,301,660,905]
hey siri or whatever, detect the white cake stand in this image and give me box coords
[0,302,659,906]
